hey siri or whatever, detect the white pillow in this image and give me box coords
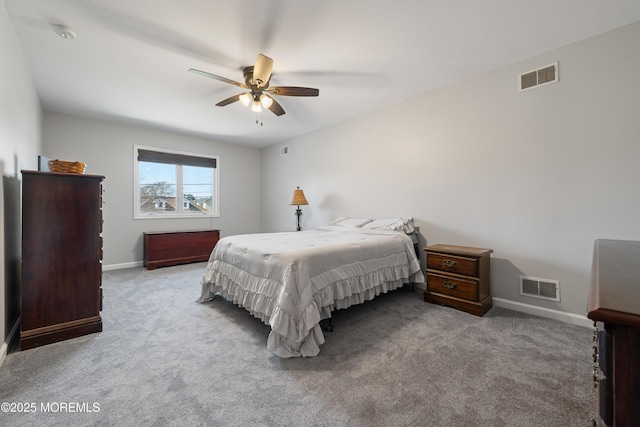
[362,217,416,233]
[327,217,373,227]
[326,217,347,226]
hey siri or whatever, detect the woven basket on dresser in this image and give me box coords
[48,160,86,174]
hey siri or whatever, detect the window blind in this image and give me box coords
[137,149,216,168]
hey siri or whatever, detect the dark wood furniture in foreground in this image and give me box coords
[21,171,104,350]
[423,244,493,317]
[588,239,640,427]
[143,229,220,270]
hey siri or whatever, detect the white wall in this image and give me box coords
[43,112,261,268]
[260,21,640,318]
[0,0,42,361]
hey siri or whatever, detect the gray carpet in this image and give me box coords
[0,263,594,426]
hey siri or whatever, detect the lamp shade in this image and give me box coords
[260,94,273,108]
[239,93,252,106]
[290,187,309,206]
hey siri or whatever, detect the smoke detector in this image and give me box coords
[53,24,77,40]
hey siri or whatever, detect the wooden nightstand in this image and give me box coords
[423,244,493,317]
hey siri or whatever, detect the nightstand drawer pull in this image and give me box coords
[444,281,457,290]
[443,259,456,268]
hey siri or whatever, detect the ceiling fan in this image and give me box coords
[189,54,319,117]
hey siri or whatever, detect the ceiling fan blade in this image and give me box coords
[253,54,273,87]
[215,94,243,107]
[266,86,319,97]
[188,68,247,89]
[268,98,286,116]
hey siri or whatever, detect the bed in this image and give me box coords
[196,217,425,357]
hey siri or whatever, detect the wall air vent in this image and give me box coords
[280,146,289,156]
[519,62,558,92]
[520,276,560,302]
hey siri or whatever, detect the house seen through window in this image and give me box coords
[134,146,219,218]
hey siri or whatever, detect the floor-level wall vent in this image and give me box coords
[520,276,560,302]
[518,62,558,92]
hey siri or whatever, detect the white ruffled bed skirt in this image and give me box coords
[197,262,423,358]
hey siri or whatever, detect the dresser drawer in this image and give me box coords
[426,252,478,277]
[427,272,479,301]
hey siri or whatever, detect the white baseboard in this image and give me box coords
[493,297,592,328]
[0,342,6,367]
[1,316,20,367]
[103,261,143,271]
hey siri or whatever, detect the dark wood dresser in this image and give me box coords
[21,171,104,350]
[143,229,220,270]
[588,239,640,426]
[423,244,493,317]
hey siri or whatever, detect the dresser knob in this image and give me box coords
[443,259,456,268]
[444,281,457,290]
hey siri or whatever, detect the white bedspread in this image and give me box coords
[197,226,425,357]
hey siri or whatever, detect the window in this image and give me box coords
[134,145,219,219]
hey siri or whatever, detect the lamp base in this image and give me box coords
[295,207,302,231]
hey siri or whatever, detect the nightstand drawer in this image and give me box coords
[427,272,479,301]
[426,253,478,277]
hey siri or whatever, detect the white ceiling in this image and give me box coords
[6,1,640,148]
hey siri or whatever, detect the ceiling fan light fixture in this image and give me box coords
[189,53,318,119]
[239,93,252,107]
[260,94,273,109]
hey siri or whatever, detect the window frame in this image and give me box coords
[133,145,220,219]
